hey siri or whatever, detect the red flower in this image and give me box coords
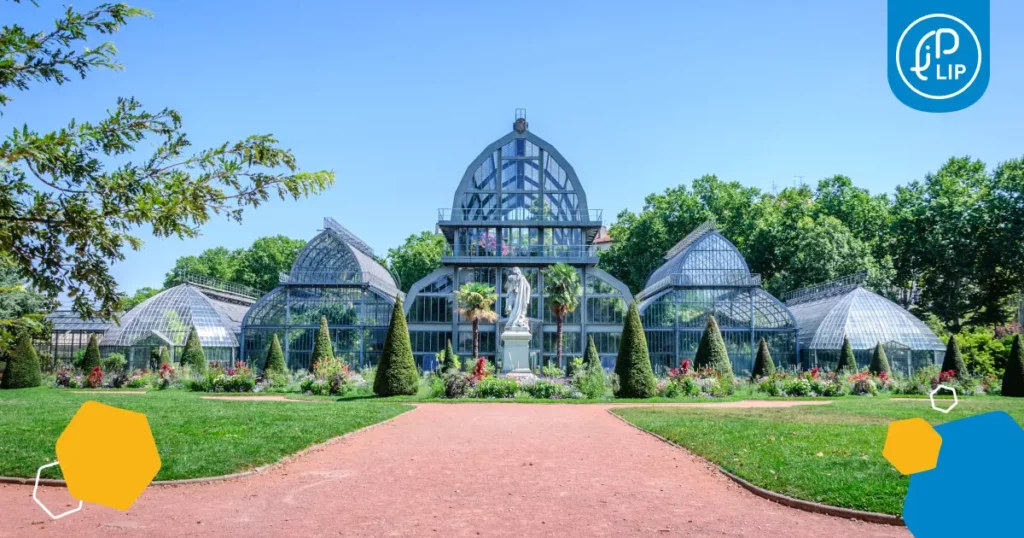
[810,367,821,380]
[471,358,489,382]
[681,359,692,374]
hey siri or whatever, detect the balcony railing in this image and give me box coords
[442,244,598,261]
[438,208,602,224]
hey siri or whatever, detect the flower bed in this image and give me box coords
[747,365,998,398]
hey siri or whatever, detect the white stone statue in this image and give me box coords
[503,267,532,333]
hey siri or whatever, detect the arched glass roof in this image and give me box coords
[285,218,399,296]
[447,128,594,223]
[101,284,248,348]
[788,286,945,351]
[639,287,795,330]
[644,222,755,292]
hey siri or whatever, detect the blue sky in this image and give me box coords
[4,0,1023,297]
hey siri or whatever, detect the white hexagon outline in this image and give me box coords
[929,384,958,414]
[33,462,83,520]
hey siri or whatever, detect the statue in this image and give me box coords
[503,267,532,333]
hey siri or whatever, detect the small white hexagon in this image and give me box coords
[929,384,958,414]
[33,462,83,520]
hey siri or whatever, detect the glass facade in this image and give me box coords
[638,223,798,376]
[99,283,251,369]
[408,118,631,371]
[36,311,113,370]
[786,279,945,374]
[241,218,399,370]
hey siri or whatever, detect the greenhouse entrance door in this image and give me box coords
[884,341,912,377]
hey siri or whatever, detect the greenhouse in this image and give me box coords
[404,113,632,371]
[37,311,113,369]
[241,218,400,370]
[637,222,798,376]
[785,274,945,374]
[100,278,256,370]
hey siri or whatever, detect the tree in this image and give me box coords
[693,316,734,387]
[159,346,172,367]
[386,231,446,293]
[454,282,497,359]
[437,338,459,373]
[584,334,601,370]
[164,247,244,289]
[542,263,581,367]
[0,3,334,321]
[1,263,54,359]
[869,342,892,376]
[941,334,968,378]
[81,334,101,373]
[165,235,305,292]
[123,287,161,311]
[1,332,41,389]
[1001,335,1024,397]
[613,302,657,398]
[264,334,287,374]
[751,338,775,379]
[838,336,858,372]
[180,326,206,373]
[310,316,334,369]
[374,298,418,396]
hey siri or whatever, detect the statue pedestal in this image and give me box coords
[501,330,532,373]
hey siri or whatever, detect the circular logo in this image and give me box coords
[896,13,982,100]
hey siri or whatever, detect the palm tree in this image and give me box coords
[543,263,582,367]
[455,282,498,359]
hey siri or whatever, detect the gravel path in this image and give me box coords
[0,402,909,537]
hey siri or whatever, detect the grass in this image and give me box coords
[0,388,411,480]
[612,396,1024,516]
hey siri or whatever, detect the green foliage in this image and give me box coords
[1,332,41,389]
[1002,335,1024,397]
[541,363,565,378]
[373,298,418,396]
[1,264,54,359]
[941,334,968,378]
[164,235,305,292]
[472,376,518,399]
[310,316,334,368]
[121,287,161,311]
[435,339,459,373]
[869,343,891,376]
[584,335,601,369]
[572,357,608,399]
[159,346,172,367]
[838,336,858,372]
[101,352,127,374]
[454,282,497,359]
[954,327,1011,377]
[180,326,207,374]
[751,338,775,379]
[0,4,334,320]
[613,302,657,398]
[386,231,446,293]
[694,316,734,387]
[264,334,287,375]
[542,263,582,365]
[81,334,101,373]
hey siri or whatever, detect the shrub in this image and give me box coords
[313,355,346,381]
[541,363,565,379]
[1,332,42,389]
[125,370,150,389]
[264,334,287,375]
[751,338,775,379]
[85,366,103,389]
[521,379,571,399]
[159,346,172,367]
[310,316,334,368]
[848,372,878,395]
[942,334,968,378]
[613,302,657,398]
[868,343,891,376]
[300,375,331,396]
[81,334,101,373]
[180,326,207,374]
[373,298,419,396]
[150,348,161,370]
[572,361,608,399]
[442,370,470,399]
[583,334,601,370]
[1002,335,1024,397]
[470,357,492,382]
[472,376,518,398]
[838,336,858,372]
[360,366,376,388]
[55,368,72,388]
[101,352,127,374]
[694,316,734,389]
[782,377,811,397]
[437,339,460,373]
[157,363,176,389]
[187,362,256,393]
[661,375,700,398]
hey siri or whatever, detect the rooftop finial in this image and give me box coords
[513,108,528,133]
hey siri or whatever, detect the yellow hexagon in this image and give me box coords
[55,401,161,511]
[882,418,942,475]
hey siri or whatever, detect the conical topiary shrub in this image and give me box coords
[751,338,775,379]
[180,326,207,374]
[264,334,287,375]
[941,334,968,378]
[1002,335,1024,397]
[310,316,334,370]
[1,332,42,389]
[374,297,419,396]
[81,334,101,373]
[584,334,600,370]
[439,339,459,373]
[613,302,657,398]
[838,336,858,372]
[693,315,734,388]
[159,346,172,367]
[869,342,892,376]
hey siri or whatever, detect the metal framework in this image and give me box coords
[406,115,632,371]
[36,311,113,369]
[637,223,798,376]
[785,275,945,373]
[241,218,400,370]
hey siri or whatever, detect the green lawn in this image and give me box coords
[0,388,411,480]
[612,397,1024,516]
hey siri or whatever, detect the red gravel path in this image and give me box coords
[1,403,909,537]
